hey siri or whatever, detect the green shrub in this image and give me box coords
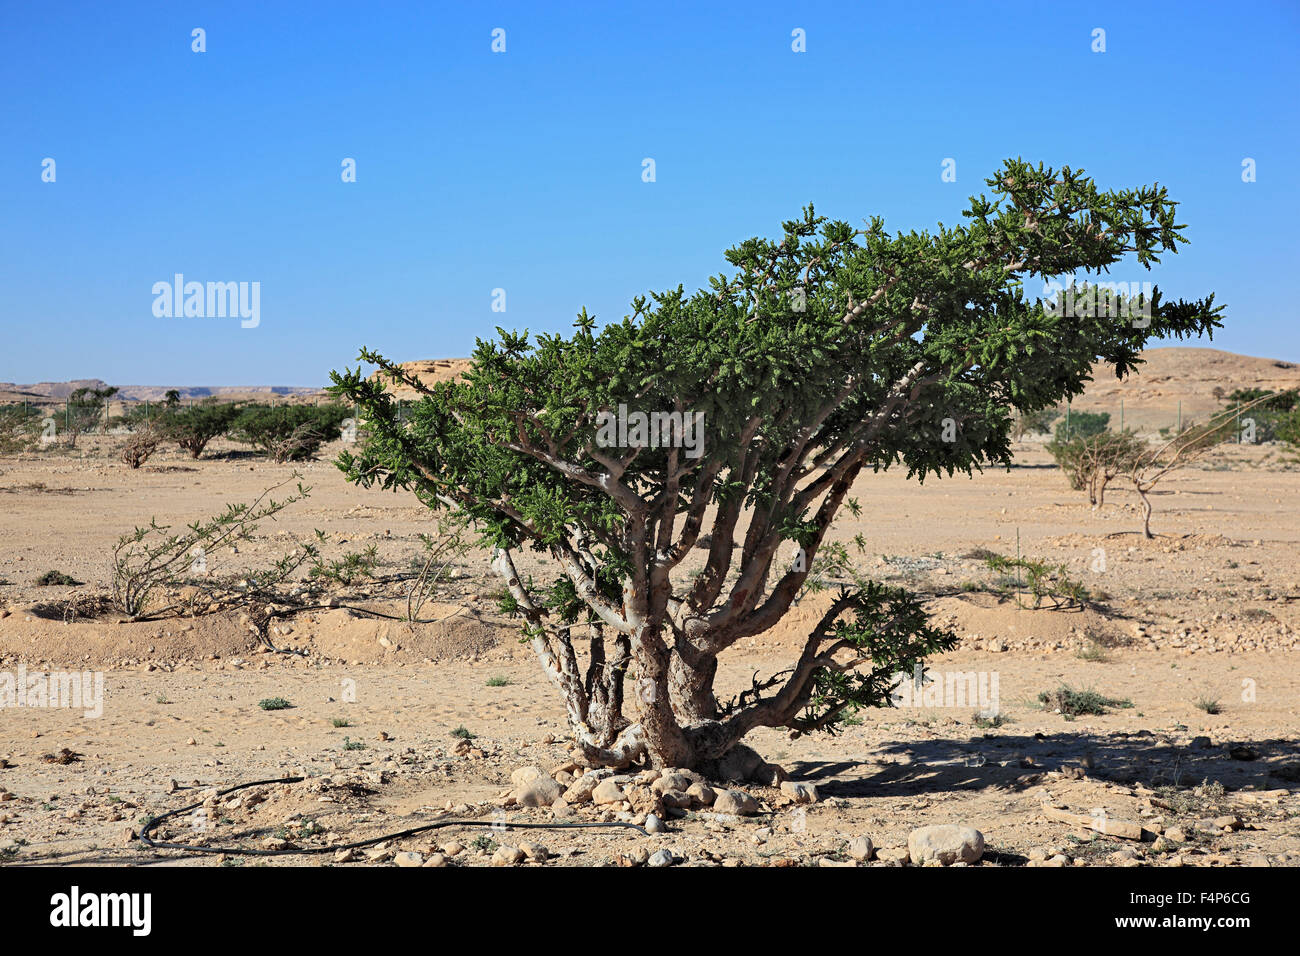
[230,404,350,461]
[1053,410,1109,443]
[156,402,241,458]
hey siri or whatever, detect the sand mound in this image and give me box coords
[305,604,500,663]
[0,600,501,667]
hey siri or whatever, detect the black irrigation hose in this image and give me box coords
[139,776,650,857]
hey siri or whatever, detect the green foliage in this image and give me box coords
[1047,429,1146,501]
[327,159,1221,763]
[156,401,241,458]
[110,476,313,619]
[229,404,350,461]
[797,581,958,735]
[35,570,82,586]
[450,726,476,740]
[308,534,379,586]
[0,404,45,454]
[1218,388,1300,444]
[65,386,119,445]
[258,697,292,710]
[984,553,1091,609]
[1053,410,1110,443]
[1014,406,1061,440]
[1037,684,1132,716]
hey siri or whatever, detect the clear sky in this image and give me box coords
[2,0,1297,386]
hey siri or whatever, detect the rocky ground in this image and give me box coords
[0,410,1297,867]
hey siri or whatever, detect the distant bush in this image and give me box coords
[36,570,83,586]
[1217,387,1300,444]
[1013,406,1061,441]
[0,405,44,454]
[156,401,241,458]
[229,404,350,461]
[1038,684,1132,717]
[1047,429,1146,504]
[1052,410,1110,443]
[65,386,118,447]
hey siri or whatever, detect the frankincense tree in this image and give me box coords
[330,160,1221,771]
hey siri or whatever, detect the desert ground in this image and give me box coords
[0,348,1297,868]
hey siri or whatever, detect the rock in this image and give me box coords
[907,825,985,866]
[648,848,674,867]
[592,779,625,805]
[1165,826,1187,842]
[660,789,691,810]
[848,836,875,862]
[644,813,665,834]
[653,772,692,794]
[120,826,138,847]
[423,853,447,867]
[623,784,663,816]
[510,765,545,786]
[780,780,819,804]
[1213,815,1243,831]
[515,776,563,808]
[517,842,546,862]
[686,782,716,806]
[628,846,651,866]
[1041,805,1149,841]
[563,774,600,805]
[714,789,760,815]
[442,841,465,856]
[333,848,356,863]
[394,851,424,867]
[492,845,525,866]
[754,762,789,787]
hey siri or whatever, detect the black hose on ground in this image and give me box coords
[138,775,650,857]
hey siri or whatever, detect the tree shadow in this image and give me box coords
[790,731,1299,799]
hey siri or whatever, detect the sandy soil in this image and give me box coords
[1,358,1298,868]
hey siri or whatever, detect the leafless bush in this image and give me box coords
[267,422,323,463]
[121,427,162,469]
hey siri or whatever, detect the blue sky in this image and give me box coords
[2,0,1297,385]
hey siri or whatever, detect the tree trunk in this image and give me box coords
[1139,488,1153,538]
[667,646,718,722]
[631,639,694,768]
